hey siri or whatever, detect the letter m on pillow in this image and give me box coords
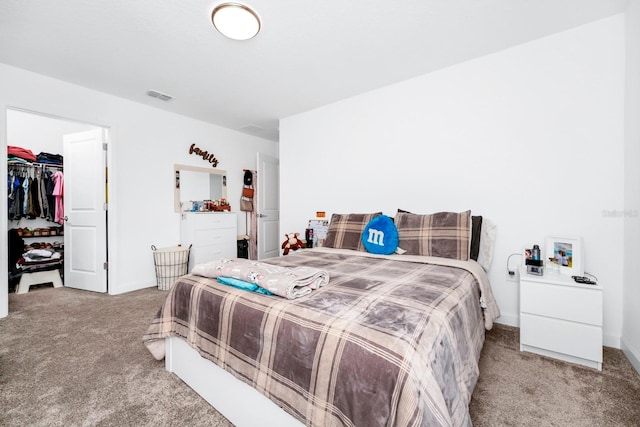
[366,228,385,246]
[362,215,399,255]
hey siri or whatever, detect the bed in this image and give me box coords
[143,211,499,427]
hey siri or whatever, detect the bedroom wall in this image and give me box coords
[280,16,626,347]
[623,2,640,373]
[0,62,278,318]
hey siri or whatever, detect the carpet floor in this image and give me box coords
[1,286,639,426]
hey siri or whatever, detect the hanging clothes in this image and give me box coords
[7,162,63,221]
[11,175,23,220]
[27,176,41,219]
[8,174,23,219]
[53,171,64,224]
[45,169,56,221]
[37,168,50,220]
[22,176,29,215]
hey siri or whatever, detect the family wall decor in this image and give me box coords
[188,143,219,168]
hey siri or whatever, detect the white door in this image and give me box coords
[63,129,108,292]
[257,153,280,259]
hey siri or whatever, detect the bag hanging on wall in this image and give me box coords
[242,187,254,198]
[240,197,253,212]
[243,170,253,186]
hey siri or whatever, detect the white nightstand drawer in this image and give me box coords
[520,313,602,363]
[520,281,602,326]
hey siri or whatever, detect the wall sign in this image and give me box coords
[189,143,219,167]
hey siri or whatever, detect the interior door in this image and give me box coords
[63,129,108,292]
[257,153,280,259]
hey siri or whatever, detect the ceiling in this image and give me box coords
[0,0,629,142]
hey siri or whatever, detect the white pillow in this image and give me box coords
[476,218,496,271]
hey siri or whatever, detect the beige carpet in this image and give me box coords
[1,286,639,426]
[471,324,640,426]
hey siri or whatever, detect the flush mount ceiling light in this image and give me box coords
[211,3,261,41]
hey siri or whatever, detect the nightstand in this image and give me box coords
[519,266,603,370]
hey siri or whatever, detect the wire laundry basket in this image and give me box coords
[151,244,192,291]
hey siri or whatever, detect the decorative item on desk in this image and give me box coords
[524,244,544,275]
[532,244,540,261]
[545,235,583,276]
[212,198,231,211]
[526,260,544,276]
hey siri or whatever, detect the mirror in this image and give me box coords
[174,164,227,212]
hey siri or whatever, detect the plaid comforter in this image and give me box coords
[143,248,499,427]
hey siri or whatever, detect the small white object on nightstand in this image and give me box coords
[519,266,603,370]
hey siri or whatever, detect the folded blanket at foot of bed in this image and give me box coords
[192,258,329,299]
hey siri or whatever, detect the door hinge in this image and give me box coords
[104,202,108,211]
[103,142,108,151]
[103,262,109,270]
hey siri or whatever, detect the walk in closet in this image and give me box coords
[6,109,106,294]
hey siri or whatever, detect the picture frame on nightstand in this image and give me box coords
[544,235,583,276]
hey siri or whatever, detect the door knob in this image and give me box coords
[63,216,69,222]
[258,213,267,218]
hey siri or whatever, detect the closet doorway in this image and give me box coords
[7,109,109,293]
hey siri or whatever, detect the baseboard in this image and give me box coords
[495,312,519,328]
[108,280,156,295]
[621,338,640,375]
[603,333,621,349]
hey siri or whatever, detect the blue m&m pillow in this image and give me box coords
[361,215,399,255]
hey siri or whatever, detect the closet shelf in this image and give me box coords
[13,227,63,238]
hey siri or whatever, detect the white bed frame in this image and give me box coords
[165,337,303,427]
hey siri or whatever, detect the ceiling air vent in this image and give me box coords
[240,124,264,133]
[146,90,174,102]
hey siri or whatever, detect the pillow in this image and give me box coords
[361,215,399,255]
[324,212,382,251]
[476,218,496,271]
[470,215,483,261]
[395,210,471,260]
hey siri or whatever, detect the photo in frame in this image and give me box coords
[544,235,583,276]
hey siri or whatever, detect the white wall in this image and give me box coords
[281,16,625,347]
[623,1,640,373]
[0,62,278,318]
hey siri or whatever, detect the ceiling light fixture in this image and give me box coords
[211,3,261,41]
